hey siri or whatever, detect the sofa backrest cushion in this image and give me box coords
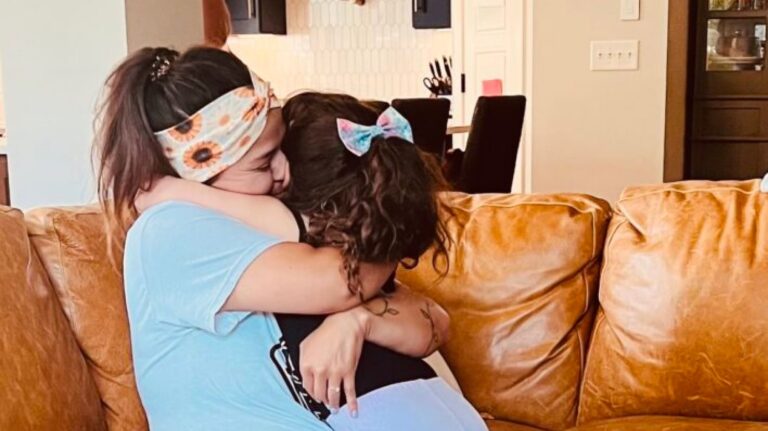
[397,192,612,430]
[578,180,768,424]
[26,206,148,431]
[0,207,106,430]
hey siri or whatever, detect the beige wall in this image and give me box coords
[531,0,669,200]
[125,0,204,52]
[0,0,128,209]
[0,56,5,145]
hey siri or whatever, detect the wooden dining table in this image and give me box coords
[446,125,471,135]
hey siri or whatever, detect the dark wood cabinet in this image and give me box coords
[225,0,286,35]
[413,0,451,29]
[689,0,768,180]
[0,155,9,207]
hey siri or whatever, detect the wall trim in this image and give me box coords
[522,0,534,193]
[664,0,692,182]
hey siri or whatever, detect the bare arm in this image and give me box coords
[353,282,450,357]
[298,282,450,413]
[137,176,300,240]
[140,176,395,314]
[222,243,396,314]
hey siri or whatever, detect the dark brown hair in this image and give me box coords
[281,92,451,293]
[94,46,252,230]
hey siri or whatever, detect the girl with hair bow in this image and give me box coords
[96,45,487,431]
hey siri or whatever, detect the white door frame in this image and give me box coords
[451,0,534,194]
[522,0,534,194]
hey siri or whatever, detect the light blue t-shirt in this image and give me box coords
[124,202,330,431]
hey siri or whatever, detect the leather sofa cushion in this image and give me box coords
[570,416,768,430]
[579,180,768,424]
[487,419,545,430]
[0,207,105,430]
[26,206,147,431]
[398,192,612,430]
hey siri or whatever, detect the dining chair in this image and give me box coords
[454,95,527,194]
[361,99,390,114]
[391,98,451,159]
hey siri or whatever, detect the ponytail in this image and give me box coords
[94,45,252,242]
[94,47,178,237]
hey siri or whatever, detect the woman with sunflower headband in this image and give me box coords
[95,46,486,431]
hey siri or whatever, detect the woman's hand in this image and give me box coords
[300,309,370,417]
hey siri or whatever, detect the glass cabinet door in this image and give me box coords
[707,18,766,71]
[691,0,768,181]
[697,0,768,96]
[709,0,765,10]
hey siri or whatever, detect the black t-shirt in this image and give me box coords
[270,206,436,421]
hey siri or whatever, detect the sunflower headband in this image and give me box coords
[154,70,280,182]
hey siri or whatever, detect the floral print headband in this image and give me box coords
[336,107,414,157]
[154,70,280,182]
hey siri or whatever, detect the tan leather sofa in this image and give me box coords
[2,180,767,431]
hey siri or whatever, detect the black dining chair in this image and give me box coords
[361,99,390,114]
[391,98,451,159]
[451,96,527,194]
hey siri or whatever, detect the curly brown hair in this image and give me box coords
[280,92,451,295]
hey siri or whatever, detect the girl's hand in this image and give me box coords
[300,309,370,417]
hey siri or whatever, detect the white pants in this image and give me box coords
[326,378,488,431]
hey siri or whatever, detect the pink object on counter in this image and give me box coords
[482,79,503,96]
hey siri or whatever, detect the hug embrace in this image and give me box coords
[94,45,489,430]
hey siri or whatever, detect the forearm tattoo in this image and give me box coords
[420,301,441,356]
[364,292,400,317]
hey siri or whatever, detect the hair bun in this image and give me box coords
[149,49,179,82]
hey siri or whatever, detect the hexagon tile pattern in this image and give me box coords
[229,0,453,103]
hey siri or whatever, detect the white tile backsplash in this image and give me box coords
[229,0,453,103]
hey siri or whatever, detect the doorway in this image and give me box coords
[451,0,529,193]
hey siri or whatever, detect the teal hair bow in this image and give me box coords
[336,106,415,157]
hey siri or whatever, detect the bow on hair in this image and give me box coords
[336,107,415,157]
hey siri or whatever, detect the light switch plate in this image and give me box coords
[590,40,639,71]
[621,0,640,21]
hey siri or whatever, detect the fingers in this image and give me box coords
[302,366,325,405]
[343,374,358,418]
[327,375,343,412]
[313,371,328,405]
[301,369,315,400]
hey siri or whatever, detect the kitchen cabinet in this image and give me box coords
[225,0,286,35]
[690,0,768,179]
[413,0,451,29]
